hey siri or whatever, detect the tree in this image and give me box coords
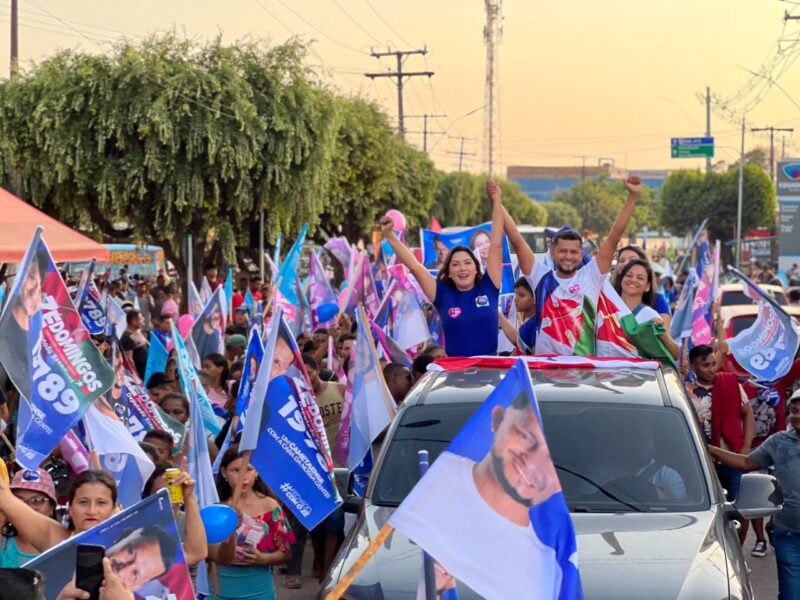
[659,167,776,244]
[0,34,340,283]
[431,173,545,228]
[545,202,582,230]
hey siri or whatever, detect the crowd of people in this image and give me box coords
[0,176,799,599]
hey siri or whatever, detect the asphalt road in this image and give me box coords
[276,526,780,599]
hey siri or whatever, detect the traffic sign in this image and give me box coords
[670,137,714,158]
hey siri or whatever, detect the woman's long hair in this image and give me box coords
[436,245,483,289]
[613,258,657,308]
[215,444,271,502]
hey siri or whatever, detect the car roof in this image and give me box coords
[718,282,785,294]
[406,356,668,408]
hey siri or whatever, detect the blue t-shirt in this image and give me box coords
[654,292,671,316]
[434,276,500,356]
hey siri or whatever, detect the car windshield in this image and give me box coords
[722,289,787,306]
[371,369,709,513]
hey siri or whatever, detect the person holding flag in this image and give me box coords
[379,180,505,357]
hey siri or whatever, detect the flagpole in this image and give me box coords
[419,450,437,600]
[259,211,265,281]
[324,523,395,600]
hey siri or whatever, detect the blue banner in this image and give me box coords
[390,358,582,600]
[727,266,800,383]
[143,331,169,388]
[74,259,107,335]
[249,374,341,530]
[235,328,265,417]
[191,286,227,363]
[420,223,515,293]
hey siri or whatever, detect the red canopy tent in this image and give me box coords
[0,188,109,263]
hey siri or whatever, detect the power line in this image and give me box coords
[362,0,414,48]
[365,48,433,137]
[446,136,478,172]
[331,0,381,45]
[405,113,446,153]
[751,125,794,182]
[272,0,367,55]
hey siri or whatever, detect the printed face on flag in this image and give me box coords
[390,359,580,600]
[420,224,515,293]
[0,231,114,468]
[24,491,194,600]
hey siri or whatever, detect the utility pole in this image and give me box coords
[10,0,18,77]
[447,136,477,172]
[736,118,746,269]
[750,126,794,183]
[482,0,503,176]
[365,49,434,138]
[405,113,446,154]
[782,136,787,159]
[705,86,712,172]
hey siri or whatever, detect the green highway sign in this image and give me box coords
[671,137,714,158]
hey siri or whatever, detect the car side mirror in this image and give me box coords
[334,467,364,514]
[727,473,783,520]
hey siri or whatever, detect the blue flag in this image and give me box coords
[143,332,169,388]
[727,267,800,383]
[224,268,233,314]
[74,259,107,335]
[390,358,583,600]
[235,328,265,417]
[669,270,698,341]
[276,224,308,307]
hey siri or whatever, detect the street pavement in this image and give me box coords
[275,526,780,599]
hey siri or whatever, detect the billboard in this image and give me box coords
[777,160,800,272]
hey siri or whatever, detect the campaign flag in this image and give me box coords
[420,223,515,293]
[59,429,91,475]
[389,284,431,351]
[191,286,227,363]
[727,267,800,382]
[74,259,107,335]
[143,331,169,388]
[234,327,265,417]
[199,275,213,306]
[691,239,719,345]
[249,372,341,530]
[390,358,582,600]
[273,231,283,269]
[224,268,233,312]
[430,215,443,233]
[244,287,256,314]
[106,294,127,339]
[371,320,413,369]
[187,375,220,508]
[327,334,347,384]
[25,490,195,600]
[593,283,677,370]
[346,307,397,470]
[428,306,446,348]
[309,250,338,329]
[0,227,115,469]
[83,399,156,507]
[334,371,354,467]
[274,224,309,329]
[114,340,186,449]
[340,253,381,319]
[324,236,353,275]
[240,307,332,472]
[188,281,204,319]
[293,277,311,337]
[670,269,698,341]
[171,320,222,436]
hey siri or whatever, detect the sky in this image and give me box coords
[1,0,799,176]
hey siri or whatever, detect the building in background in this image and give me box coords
[508,164,671,203]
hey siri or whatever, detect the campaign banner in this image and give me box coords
[74,259,107,335]
[191,286,227,363]
[420,223,515,293]
[390,358,582,600]
[670,269,698,341]
[727,267,800,382]
[143,332,169,390]
[24,490,194,600]
[188,281,204,320]
[234,327,265,418]
[106,294,127,339]
[339,252,381,318]
[0,227,115,469]
[249,373,341,530]
[389,284,431,351]
[309,250,338,329]
[691,237,719,345]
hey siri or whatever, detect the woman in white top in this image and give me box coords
[613,258,680,359]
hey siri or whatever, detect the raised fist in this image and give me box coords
[624,176,642,195]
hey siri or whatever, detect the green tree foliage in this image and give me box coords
[545,202,582,230]
[431,172,545,228]
[551,176,658,235]
[659,167,775,242]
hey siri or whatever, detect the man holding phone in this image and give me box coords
[56,557,134,600]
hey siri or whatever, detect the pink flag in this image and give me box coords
[691,239,720,345]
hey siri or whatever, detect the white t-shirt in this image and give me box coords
[525,258,606,355]
[390,452,561,600]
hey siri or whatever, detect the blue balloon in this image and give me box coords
[317,302,338,323]
[200,504,238,543]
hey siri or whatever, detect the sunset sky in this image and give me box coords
[1,0,798,175]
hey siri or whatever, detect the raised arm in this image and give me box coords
[487,181,535,275]
[498,314,519,345]
[485,181,505,290]
[175,463,208,566]
[0,482,66,552]
[596,177,641,274]
[379,218,437,302]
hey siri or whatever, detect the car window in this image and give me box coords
[722,289,787,306]
[372,402,709,513]
[731,316,757,337]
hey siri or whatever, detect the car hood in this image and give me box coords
[321,504,738,600]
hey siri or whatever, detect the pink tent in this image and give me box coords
[0,188,109,262]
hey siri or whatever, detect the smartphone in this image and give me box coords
[75,544,105,600]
